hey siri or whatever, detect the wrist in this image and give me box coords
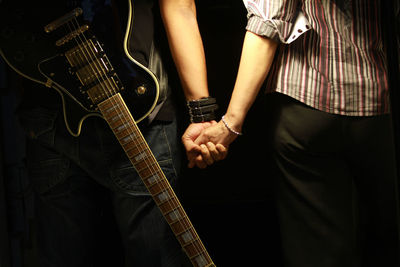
[223,112,244,133]
[186,97,219,123]
[221,114,243,136]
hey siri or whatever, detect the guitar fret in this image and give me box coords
[156,189,171,202]
[170,219,192,236]
[170,217,192,235]
[101,108,126,123]
[133,151,147,162]
[138,163,160,178]
[110,115,130,129]
[116,141,141,154]
[184,241,207,261]
[154,188,174,205]
[114,127,137,140]
[108,116,131,130]
[147,179,169,196]
[179,229,196,244]
[193,253,210,267]
[125,142,147,158]
[120,133,138,147]
[143,173,162,187]
[116,122,129,132]
[109,113,121,123]
[97,94,123,112]
[102,104,122,117]
[164,206,187,225]
[104,106,118,115]
[158,197,180,214]
[132,156,156,172]
[166,208,183,223]
[119,137,146,150]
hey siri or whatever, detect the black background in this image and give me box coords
[4,0,399,266]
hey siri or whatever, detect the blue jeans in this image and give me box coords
[18,107,188,267]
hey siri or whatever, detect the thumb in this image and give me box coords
[194,131,209,146]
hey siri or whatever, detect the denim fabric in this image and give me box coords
[19,107,189,267]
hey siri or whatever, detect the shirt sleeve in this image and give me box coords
[243,0,311,44]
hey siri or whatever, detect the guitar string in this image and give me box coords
[64,14,207,264]
[112,5,210,260]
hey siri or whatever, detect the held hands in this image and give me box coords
[181,116,241,168]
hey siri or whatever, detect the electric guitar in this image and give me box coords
[0,1,216,266]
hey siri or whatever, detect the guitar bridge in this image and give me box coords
[44,8,83,33]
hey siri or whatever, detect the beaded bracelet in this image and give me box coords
[221,115,243,136]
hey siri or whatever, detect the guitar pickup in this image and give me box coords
[65,38,104,67]
[75,56,113,85]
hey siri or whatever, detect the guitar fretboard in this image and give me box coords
[98,94,215,267]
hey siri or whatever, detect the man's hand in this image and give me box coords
[182,121,230,168]
[182,121,216,168]
[188,119,238,168]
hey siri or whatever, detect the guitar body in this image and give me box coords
[0,0,159,136]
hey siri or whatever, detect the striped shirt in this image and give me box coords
[244,0,394,116]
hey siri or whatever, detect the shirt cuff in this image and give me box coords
[246,15,281,42]
[246,12,311,44]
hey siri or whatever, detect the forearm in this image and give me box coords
[224,31,278,132]
[159,0,208,100]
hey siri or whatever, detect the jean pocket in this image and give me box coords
[17,107,58,144]
[26,144,70,195]
[110,158,178,196]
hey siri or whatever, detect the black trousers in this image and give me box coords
[267,93,400,267]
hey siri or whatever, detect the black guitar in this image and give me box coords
[0,1,216,267]
[0,0,160,136]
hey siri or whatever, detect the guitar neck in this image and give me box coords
[98,94,216,267]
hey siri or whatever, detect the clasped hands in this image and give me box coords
[181,119,239,168]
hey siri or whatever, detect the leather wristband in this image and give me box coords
[189,103,219,115]
[186,97,218,123]
[187,97,217,108]
[190,112,217,123]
